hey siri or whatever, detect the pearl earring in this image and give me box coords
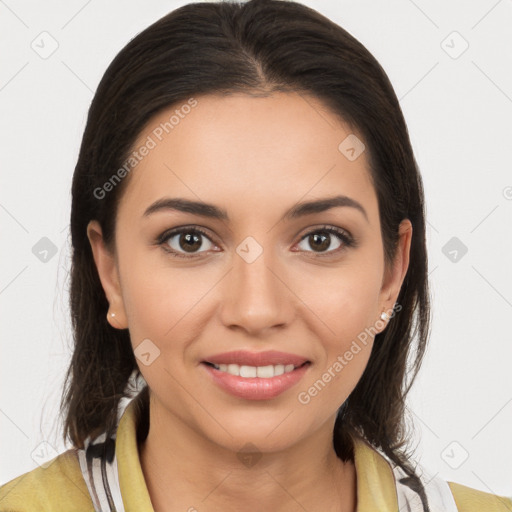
[380,312,389,321]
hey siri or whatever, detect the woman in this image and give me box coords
[1,1,510,511]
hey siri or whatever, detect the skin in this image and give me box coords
[87,92,412,512]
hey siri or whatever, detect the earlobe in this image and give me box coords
[379,219,413,315]
[86,220,128,329]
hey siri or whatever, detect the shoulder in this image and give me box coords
[449,480,512,512]
[0,448,93,512]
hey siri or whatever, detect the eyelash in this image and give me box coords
[156,225,356,259]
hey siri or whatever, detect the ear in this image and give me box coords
[86,220,128,329]
[378,219,413,319]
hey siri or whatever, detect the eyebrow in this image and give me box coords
[143,195,368,223]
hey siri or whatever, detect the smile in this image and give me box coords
[201,361,311,400]
[204,362,300,378]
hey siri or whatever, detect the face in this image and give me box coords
[88,92,411,454]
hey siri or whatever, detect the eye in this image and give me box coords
[295,226,355,256]
[157,226,217,259]
[157,224,356,259]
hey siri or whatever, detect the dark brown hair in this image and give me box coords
[62,0,430,503]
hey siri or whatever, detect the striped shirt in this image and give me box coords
[1,388,511,511]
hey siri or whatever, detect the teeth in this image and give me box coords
[211,363,298,378]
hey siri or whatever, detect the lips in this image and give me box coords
[202,361,310,400]
[202,350,309,367]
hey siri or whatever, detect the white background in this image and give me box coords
[1,0,511,499]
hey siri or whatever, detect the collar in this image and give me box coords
[115,394,399,512]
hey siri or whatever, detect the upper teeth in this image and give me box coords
[211,363,297,378]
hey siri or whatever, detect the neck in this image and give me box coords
[138,396,357,512]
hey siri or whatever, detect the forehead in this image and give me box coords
[118,92,377,222]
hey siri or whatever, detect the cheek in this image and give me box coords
[296,274,378,412]
[298,261,383,342]
[118,244,215,347]
[293,260,383,403]
[118,259,211,396]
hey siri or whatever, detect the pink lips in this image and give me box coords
[203,350,309,367]
[201,350,311,400]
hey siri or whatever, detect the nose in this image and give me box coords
[219,241,293,336]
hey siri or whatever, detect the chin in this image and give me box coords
[202,414,310,454]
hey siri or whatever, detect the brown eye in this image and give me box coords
[176,232,203,252]
[296,226,354,255]
[307,233,334,252]
[159,227,216,258]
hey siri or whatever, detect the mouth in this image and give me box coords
[200,358,312,400]
[202,361,310,379]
